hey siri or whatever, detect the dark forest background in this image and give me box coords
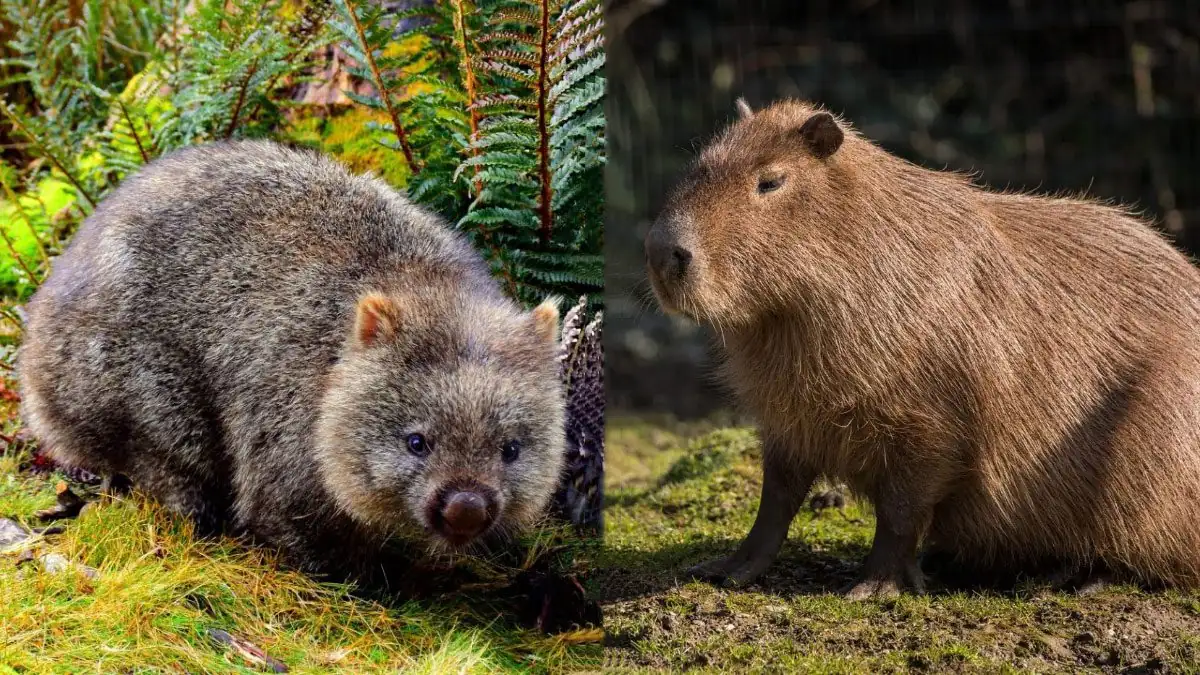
[605,0,1200,419]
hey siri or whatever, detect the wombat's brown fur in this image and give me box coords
[645,98,1200,598]
[18,140,566,583]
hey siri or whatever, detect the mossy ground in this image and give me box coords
[598,415,1200,673]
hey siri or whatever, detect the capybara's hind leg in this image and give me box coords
[687,440,817,588]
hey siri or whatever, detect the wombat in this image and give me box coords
[645,98,1200,599]
[18,140,566,583]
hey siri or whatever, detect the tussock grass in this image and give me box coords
[0,447,601,674]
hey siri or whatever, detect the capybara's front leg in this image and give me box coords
[687,440,816,588]
[842,473,940,600]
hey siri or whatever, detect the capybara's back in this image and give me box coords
[18,140,566,580]
[646,97,1200,595]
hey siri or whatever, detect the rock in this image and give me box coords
[1037,634,1075,661]
[0,518,31,551]
[39,552,71,574]
[37,552,99,579]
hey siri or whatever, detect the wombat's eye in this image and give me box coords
[406,433,430,458]
[501,440,521,463]
[757,175,785,194]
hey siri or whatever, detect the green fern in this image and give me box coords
[0,0,333,300]
[161,0,332,148]
[331,0,603,309]
[0,0,176,148]
[457,0,604,307]
[1,0,603,311]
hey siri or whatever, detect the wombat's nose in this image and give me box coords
[646,228,692,280]
[439,491,494,540]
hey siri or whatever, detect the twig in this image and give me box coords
[451,0,483,196]
[0,105,97,209]
[243,2,333,123]
[0,172,50,267]
[0,210,40,284]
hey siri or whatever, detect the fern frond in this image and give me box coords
[330,0,420,174]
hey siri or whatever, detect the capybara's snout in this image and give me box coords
[646,224,692,284]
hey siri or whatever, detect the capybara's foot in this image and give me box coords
[841,578,903,600]
[1046,561,1116,595]
[685,551,774,588]
[842,560,926,601]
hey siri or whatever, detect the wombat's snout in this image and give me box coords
[646,225,692,283]
[432,483,498,545]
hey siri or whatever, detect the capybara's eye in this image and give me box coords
[406,433,430,457]
[501,440,521,463]
[757,175,785,194]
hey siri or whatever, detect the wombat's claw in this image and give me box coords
[100,474,132,498]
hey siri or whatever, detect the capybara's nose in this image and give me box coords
[646,228,692,281]
[438,490,494,540]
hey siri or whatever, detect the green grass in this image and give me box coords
[598,415,1200,673]
[0,439,601,674]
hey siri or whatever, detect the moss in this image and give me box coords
[600,415,1200,672]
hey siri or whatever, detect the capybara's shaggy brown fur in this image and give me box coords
[645,98,1200,598]
[18,140,566,585]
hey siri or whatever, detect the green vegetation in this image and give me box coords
[0,448,601,673]
[0,0,603,306]
[599,416,1200,673]
[0,1,604,671]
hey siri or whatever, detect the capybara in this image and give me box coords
[18,140,566,583]
[645,97,1200,599]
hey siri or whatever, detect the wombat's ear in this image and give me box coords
[353,292,402,348]
[797,112,844,160]
[735,97,754,120]
[531,296,561,344]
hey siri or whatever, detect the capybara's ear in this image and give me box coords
[354,292,402,348]
[735,97,754,120]
[531,296,561,344]
[797,111,844,160]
